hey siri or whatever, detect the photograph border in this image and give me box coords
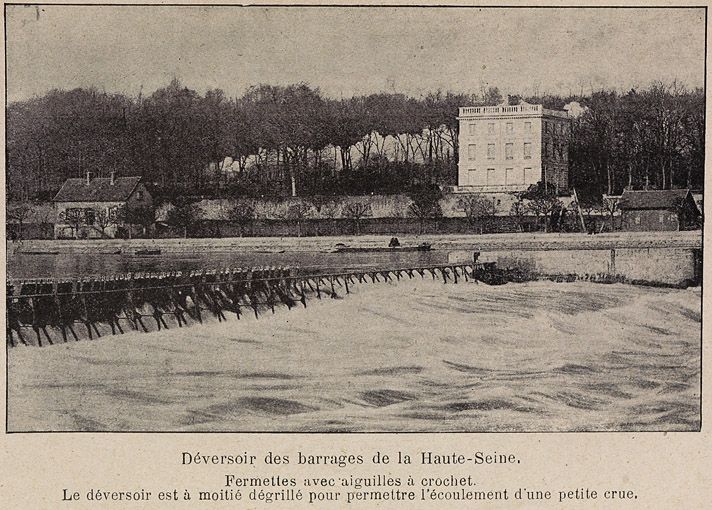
[3,2,706,435]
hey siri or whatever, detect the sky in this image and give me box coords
[5,5,706,103]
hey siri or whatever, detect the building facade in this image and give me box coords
[456,102,570,193]
[618,189,701,232]
[53,173,153,238]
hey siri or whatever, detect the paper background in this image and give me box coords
[1,2,710,508]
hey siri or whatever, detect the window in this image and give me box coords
[84,208,96,225]
[486,168,496,185]
[487,144,496,159]
[505,168,514,185]
[635,216,641,225]
[468,168,487,186]
[467,144,476,161]
[524,121,532,132]
[659,212,665,223]
[136,190,144,200]
[523,142,532,159]
[505,143,514,160]
[64,208,82,222]
[468,123,476,136]
[488,123,495,134]
[506,168,525,185]
[524,167,536,183]
[506,122,513,134]
[544,142,550,157]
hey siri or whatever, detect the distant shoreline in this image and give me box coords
[6,231,702,256]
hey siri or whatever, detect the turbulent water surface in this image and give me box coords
[7,280,700,432]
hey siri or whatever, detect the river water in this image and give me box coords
[6,250,447,279]
[7,279,700,432]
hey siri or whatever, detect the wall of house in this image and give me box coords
[458,113,544,192]
[54,201,126,239]
[126,183,153,209]
[456,105,571,193]
[621,209,679,232]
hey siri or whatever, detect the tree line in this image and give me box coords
[6,79,704,204]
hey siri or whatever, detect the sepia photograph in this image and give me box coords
[4,5,704,433]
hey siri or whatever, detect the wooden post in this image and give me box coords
[610,249,616,275]
[299,280,307,308]
[191,284,203,324]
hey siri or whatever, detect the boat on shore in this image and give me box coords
[330,242,432,254]
[135,249,161,256]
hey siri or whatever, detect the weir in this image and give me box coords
[6,263,477,347]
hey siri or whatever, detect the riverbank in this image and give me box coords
[7,230,703,255]
[7,279,700,432]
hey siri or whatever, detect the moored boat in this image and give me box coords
[135,249,161,256]
[332,242,431,253]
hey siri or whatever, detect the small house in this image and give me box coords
[618,189,701,232]
[53,173,152,239]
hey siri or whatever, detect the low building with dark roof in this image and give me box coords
[618,189,701,231]
[53,172,152,238]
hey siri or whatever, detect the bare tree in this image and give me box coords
[522,185,563,233]
[602,195,620,232]
[59,209,86,239]
[407,184,443,234]
[342,202,372,235]
[306,195,335,217]
[285,203,313,237]
[457,194,496,234]
[306,195,338,236]
[7,202,32,240]
[225,201,255,237]
[124,206,156,238]
[94,207,124,238]
[167,202,202,238]
[510,194,527,232]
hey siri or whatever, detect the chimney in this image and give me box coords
[110,171,116,185]
[86,172,91,185]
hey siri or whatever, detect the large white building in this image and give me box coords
[457,101,570,193]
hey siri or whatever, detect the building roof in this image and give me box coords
[53,176,142,202]
[618,189,693,210]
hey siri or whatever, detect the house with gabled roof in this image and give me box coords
[53,172,152,238]
[618,189,701,231]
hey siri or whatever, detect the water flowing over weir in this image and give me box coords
[6,263,477,347]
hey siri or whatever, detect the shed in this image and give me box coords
[617,189,700,231]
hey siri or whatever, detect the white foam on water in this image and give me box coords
[7,280,701,432]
